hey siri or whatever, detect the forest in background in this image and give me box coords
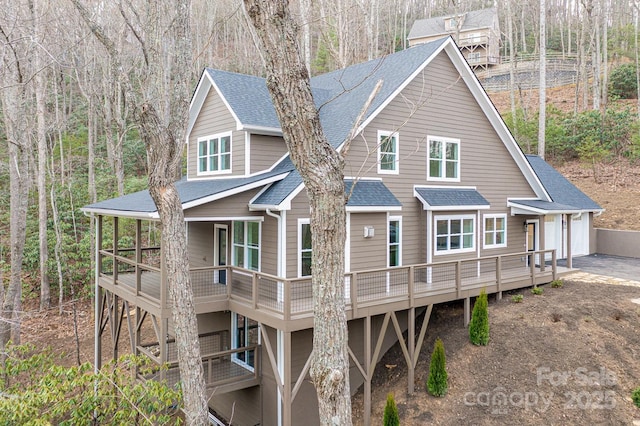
[1,0,640,326]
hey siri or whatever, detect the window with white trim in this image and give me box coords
[388,217,401,267]
[428,136,460,181]
[298,219,312,277]
[377,130,399,174]
[435,215,475,254]
[484,214,507,248]
[232,221,260,271]
[197,132,231,174]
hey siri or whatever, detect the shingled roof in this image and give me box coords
[407,8,497,41]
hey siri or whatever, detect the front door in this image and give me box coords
[526,220,540,266]
[214,224,228,284]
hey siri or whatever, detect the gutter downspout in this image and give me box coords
[266,208,284,426]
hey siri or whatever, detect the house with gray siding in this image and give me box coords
[82,36,601,426]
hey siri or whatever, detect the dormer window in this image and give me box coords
[445,18,458,31]
[198,132,231,175]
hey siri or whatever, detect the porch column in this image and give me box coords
[566,214,573,269]
[539,218,546,271]
[282,331,292,426]
[95,215,103,371]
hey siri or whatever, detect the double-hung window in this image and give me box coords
[197,132,231,175]
[435,215,475,254]
[428,136,460,181]
[484,214,507,248]
[232,221,260,271]
[299,219,312,277]
[378,130,399,174]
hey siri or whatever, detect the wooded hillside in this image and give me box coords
[1,0,639,348]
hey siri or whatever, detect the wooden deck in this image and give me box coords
[98,249,569,332]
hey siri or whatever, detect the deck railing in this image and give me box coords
[98,248,557,322]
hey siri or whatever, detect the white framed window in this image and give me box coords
[298,219,312,277]
[231,313,258,370]
[388,216,402,267]
[468,52,481,64]
[427,136,460,181]
[377,130,399,174]
[435,214,475,254]
[197,132,231,175]
[232,221,260,271]
[484,214,507,249]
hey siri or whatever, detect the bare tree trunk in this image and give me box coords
[507,0,518,141]
[243,1,351,424]
[70,1,208,424]
[539,0,547,159]
[34,0,51,310]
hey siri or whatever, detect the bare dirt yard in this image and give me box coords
[353,278,640,425]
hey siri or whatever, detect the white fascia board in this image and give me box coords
[80,208,159,221]
[182,173,289,211]
[346,205,402,213]
[423,204,490,211]
[184,216,264,222]
[440,41,552,202]
[186,71,243,141]
[506,200,581,215]
[240,124,283,136]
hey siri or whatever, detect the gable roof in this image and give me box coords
[408,8,497,41]
[525,155,602,211]
[88,37,554,216]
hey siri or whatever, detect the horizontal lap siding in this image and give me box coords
[346,51,538,265]
[188,89,245,179]
[187,222,214,267]
[349,213,387,270]
[250,134,288,173]
[286,189,310,278]
[184,189,261,219]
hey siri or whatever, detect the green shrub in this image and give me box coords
[383,393,400,426]
[531,286,544,295]
[609,63,638,100]
[511,294,524,303]
[550,279,564,288]
[469,289,489,345]
[632,386,640,408]
[427,338,448,397]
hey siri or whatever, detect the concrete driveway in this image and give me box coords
[558,254,640,282]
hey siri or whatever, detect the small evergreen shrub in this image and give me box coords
[531,286,544,295]
[550,279,564,288]
[511,294,524,303]
[632,387,640,409]
[609,63,638,100]
[427,337,448,397]
[383,393,400,426]
[469,289,489,345]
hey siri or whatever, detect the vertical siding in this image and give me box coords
[188,88,245,179]
[344,50,538,265]
[250,134,288,173]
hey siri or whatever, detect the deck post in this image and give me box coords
[552,250,557,280]
[159,317,168,382]
[496,256,502,300]
[529,252,535,286]
[455,260,462,299]
[364,315,371,426]
[351,272,358,318]
[284,279,291,321]
[252,272,258,309]
[408,307,415,394]
[464,297,470,326]
[136,220,142,295]
[113,217,119,286]
[282,331,292,426]
[408,266,414,307]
